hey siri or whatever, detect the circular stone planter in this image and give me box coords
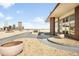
[0,41,23,56]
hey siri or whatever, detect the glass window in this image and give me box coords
[59,14,75,35]
[69,14,75,35]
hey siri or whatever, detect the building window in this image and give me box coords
[59,14,75,35]
[69,14,75,35]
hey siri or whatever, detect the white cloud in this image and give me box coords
[0,23,4,28]
[5,16,13,20]
[0,2,15,8]
[16,10,20,14]
[23,22,34,29]
[31,17,49,29]
[0,12,5,18]
[23,17,47,29]
[32,17,45,23]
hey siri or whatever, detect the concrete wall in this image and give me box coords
[60,9,75,20]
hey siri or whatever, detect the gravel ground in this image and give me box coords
[11,38,79,56]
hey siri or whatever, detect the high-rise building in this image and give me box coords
[18,21,24,31]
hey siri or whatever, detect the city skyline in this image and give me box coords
[0,3,56,29]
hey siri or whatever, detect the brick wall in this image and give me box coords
[50,17,55,35]
[75,6,79,40]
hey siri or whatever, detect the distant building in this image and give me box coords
[13,24,16,30]
[18,21,24,31]
[3,25,13,32]
[3,27,8,31]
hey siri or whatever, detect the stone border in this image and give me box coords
[47,38,79,52]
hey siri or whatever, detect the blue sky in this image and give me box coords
[0,3,56,29]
